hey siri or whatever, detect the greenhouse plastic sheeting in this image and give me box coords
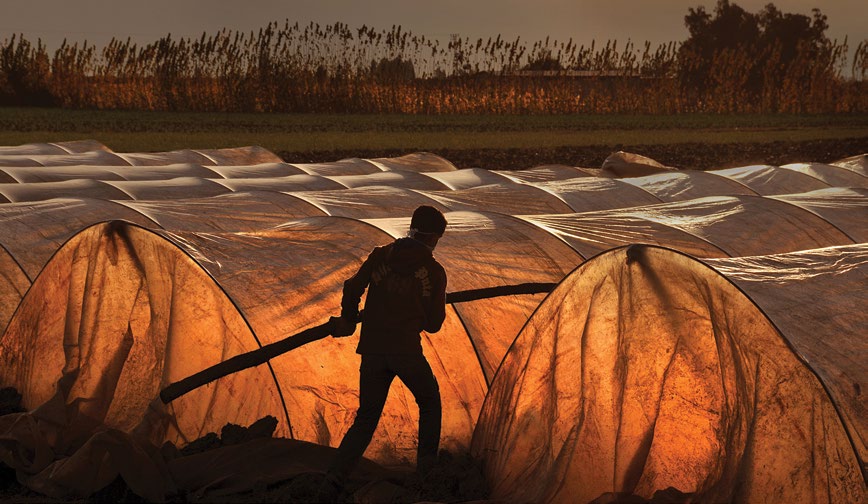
[0,146,281,168]
[772,188,868,242]
[0,198,158,277]
[327,171,450,190]
[1,184,857,398]
[105,164,224,181]
[473,245,865,504]
[419,183,575,215]
[104,178,233,200]
[0,198,157,333]
[290,159,382,176]
[0,211,587,466]
[519,213,729,259]
[600,151,676,177]
[0,154,458,188]
[0,247,28,340]
[117,146,281,166]
[0,140,109,156]
[708,165,831,195]
[213,174,347,192]
[547,195,854,257]
[517,187,863,260]
[493,164,593,183]
[204,163,306,179]
[832,154,868,177]
[150,217,487,463]
[189,146,282,166]
[0,223,288,448]
[422,168,513,190]
[709,246,867,467]
[619,171,758,201]
[0,165,129,183]
[0,150,130,167]
[115,149,220,166]
[0,179,133,203]
[116,191,325,232]
[289,187,445,219]
[535,177,662,212]
[365,152,457,173]
[0,146,866,501]
[781,162,868,188]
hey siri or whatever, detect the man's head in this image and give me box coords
[409,205,447,249]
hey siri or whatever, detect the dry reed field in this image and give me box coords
[1,21,866,114]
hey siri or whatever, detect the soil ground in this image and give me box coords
[278,137,868,171]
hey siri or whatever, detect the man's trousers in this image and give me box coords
[330,351,441,478]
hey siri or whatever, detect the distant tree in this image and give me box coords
[682,0,759,57]
[678,0,833,93]
[757,4,830,65]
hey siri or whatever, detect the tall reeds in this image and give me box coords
[0,22,863,113]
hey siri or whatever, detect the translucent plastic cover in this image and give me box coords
[708,164,831,194]
[781,162,868,188]
[0,144,864,501]
[473,245,865,504]
[0,140,109,155]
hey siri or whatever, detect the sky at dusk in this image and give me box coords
[2,0,864,51]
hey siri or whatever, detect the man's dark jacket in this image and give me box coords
[342,237,447,354]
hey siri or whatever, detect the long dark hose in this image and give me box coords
[159,282,557,403]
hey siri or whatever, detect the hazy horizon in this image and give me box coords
[2,0,864,52]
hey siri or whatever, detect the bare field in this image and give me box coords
[292,137,868,171]
[0,107,865,169]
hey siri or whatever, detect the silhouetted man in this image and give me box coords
[328,205,448,484]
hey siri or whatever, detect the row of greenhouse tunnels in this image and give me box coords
[0,140,864,503]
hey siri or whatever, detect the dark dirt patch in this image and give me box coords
[279,137,868,171]
[0,388,24,416]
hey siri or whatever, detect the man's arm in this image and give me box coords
[422,264,447,333]
[341,247,380,323]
